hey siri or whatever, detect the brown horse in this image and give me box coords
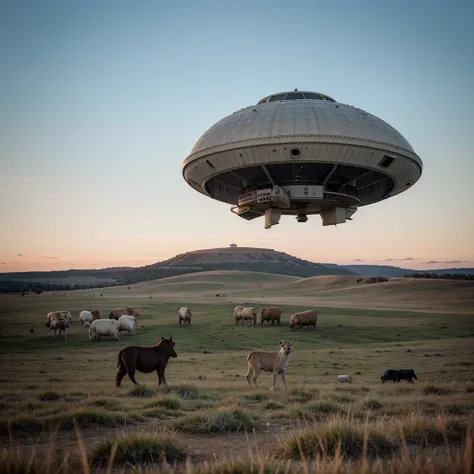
[116,336,178,387]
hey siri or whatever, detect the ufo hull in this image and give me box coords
[182,92,423,228]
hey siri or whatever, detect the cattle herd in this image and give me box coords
[44,304,418,390]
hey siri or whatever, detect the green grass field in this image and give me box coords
[1,271,474,473]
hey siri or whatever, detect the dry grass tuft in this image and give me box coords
[280,415,397,460]
[0,414,44,435]
[284,401,345,421]
[363,398,383,410]
[396,413,469,446]
[53,408,144,429]
[89,433,187,467]
[421,385,452,396]
[264,400,286,410]
[38,391,62,401]
[128,386,156,398]
[145,395,183,410]
[334,386,370,394]
[172,406,256,434]
[193,456,287,473]
[86,397,121,410]
[243,391,270,402]
[159,383,200,400]
[289,387,318,402]
[0,445,76,474]
[143,407,185,419]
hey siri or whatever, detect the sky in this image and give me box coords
[0,0,473,272]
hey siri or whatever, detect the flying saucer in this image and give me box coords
[182,90,423,229]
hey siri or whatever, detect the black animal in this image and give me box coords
[381,369,399,383]
[116,336,178,387]
[397,368,417,383]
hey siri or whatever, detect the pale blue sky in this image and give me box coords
[1,0,473,271]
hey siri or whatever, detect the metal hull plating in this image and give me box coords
[182,93,423,228]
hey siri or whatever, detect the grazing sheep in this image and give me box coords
[242,307,257,325]
[260,306,282,325]
[79,310,93,326]
[178,307,192,326]
[118,314,137,335]
[337,374,353,384]
[109,307,138,320]
[89,319,120,341]
[233,306,244,325]
[289,310,318,330]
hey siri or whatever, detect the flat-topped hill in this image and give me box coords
[146,246,353,273]
[106,247,356,285]
[0,247,354,292]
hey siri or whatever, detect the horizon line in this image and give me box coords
[1,245,473,275]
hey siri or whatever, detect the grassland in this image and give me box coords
[0,270,473,473]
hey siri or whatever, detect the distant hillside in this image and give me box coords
[119,247,356,284]
[251,276,474,313]
[345,265,409,278]
[3,247,471,293]
[106,270,298,296]
[0,247,354,292]
[345,265,474,278]
[414,267,474,275]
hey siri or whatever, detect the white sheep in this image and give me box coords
[117,315,137,335]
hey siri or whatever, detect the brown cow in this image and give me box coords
[116,336,178,387]
[109,307,138,320]
[260,306,282,325]
[289,310,318,330]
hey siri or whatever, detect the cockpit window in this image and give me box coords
[303,93,321,100]
[284,92,304,100]
[257,91,336,104]
[269,93,287,102]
